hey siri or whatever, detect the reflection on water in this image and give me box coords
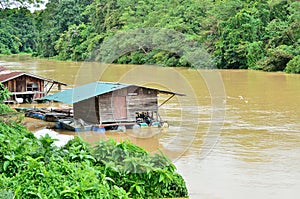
[2,55,300,198]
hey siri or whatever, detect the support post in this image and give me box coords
[158,94,175,108]
[46,83,54,95]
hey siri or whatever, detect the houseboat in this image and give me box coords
[0,66,66,103]
[41,81,185,131]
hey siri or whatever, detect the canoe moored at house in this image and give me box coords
[41,81,185,132]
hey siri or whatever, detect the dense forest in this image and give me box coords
[0,0,299,73]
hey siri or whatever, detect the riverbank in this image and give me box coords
[0,102,189,198]
[1,53,300,74]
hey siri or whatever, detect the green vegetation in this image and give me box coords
[0,7,36,54]
[0,0,300,73]
[0,84,188,198]
[285,55,300,73]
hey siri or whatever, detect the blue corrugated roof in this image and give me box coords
[41,81,185,104]
[41,82,129,104]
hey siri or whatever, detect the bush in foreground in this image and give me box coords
[0,121,188,199]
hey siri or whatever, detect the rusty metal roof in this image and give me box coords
[0,71,23,82]
[0,71,67,86]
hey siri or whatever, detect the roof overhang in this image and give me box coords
[0,72,67,86]
[40,81,185,104]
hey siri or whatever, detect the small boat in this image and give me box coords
[58,118,92,132]
[25,109,47,120]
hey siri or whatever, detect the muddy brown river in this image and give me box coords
[1,55,300,199]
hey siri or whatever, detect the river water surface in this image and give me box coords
[1,55,300,199]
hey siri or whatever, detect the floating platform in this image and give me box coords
[16,107,169,134]
[55,119,168,133]
[15,107,73,122]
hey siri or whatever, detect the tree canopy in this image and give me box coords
[0,0,44,9]
[0,0,300,73]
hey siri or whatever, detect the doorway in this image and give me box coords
[113,96,127,120]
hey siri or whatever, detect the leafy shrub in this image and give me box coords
[0,106,188,198]
[0,83,10,104]
[93,139,188,198]
[258,45,294,71]
[284,55,300,73]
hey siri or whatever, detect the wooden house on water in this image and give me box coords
[41,81,185,129]
[0,66,66,103]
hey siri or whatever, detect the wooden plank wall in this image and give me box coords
[74,97,99,124]
[99,93,115,123]
[74,86,159,124]
[127,93,158,119]
[3,75,45,100]
[4,76,44,93]
[99,86,158,123]
[25,76,44,98]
